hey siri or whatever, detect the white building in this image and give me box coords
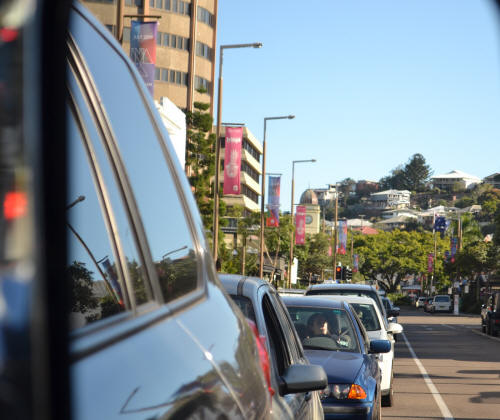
[484,173,500,189]
[369,189,411,209]
[431,170,481,191]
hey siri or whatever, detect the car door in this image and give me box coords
[271,292,323,420]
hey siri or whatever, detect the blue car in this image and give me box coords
[283,296,391,420]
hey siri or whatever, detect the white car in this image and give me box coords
[416,296,427,308]
[319,295,403,406]
[432,295,452,313]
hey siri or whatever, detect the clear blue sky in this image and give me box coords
[216,0,500,211]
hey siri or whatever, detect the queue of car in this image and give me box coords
[0,1,405,419]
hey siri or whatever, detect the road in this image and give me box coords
[383,307,500,420]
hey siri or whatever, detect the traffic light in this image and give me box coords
[345,267,352,282]
[335,266,342,280]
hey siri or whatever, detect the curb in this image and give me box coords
[470,328,500,343]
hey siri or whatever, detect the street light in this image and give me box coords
[289,159,316,287]
[212,42,262,264]
[259,115,295,279]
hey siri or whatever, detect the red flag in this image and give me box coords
[223,127,243,195]
[295,206,306,245]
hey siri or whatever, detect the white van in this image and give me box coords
[433,295,452,313]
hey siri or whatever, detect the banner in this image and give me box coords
[427,253,434,273]
[266,176,281,227]
[337,220,348,255]
[223,126,243,195]
[130,21,158,95]
[450,237,458,263]
[295,205,306,245]
[353,254,359,272]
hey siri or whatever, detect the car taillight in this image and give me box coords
[3,191,27,220]
[246,319,275,398]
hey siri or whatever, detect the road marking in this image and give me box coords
[402,332,454,420]
[440,324,456,330]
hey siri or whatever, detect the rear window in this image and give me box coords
[434,296,450,302]
[351,303,381,331]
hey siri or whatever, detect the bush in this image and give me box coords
[387,293,413,306]
[460,293,482,314]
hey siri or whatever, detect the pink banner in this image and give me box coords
[295,205,306,245]
[337,220,348,255]
[223,127,243,195]
[427,253,434,273]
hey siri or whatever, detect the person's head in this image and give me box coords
[308,313,329,336]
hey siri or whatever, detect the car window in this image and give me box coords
[351,303,381,331]
[230,295,256,323]
[70,11,199,304]
[434,296,449,302]
[67,110,128,329]
[350,308,369,354]
[271,293,304,360]
[67,66,154,313]
[262,294,291,376]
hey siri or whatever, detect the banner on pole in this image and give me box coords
[223,126,243,195]
[295,205,306,245]
[337,220,348,255]
[353,254,359,272]
[450,237,458,263]
[427,253,434,273]
[130,21,158,95]
[266,176,281,227]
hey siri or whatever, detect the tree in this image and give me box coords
[401,153,432,192]
[185,93,216,230]
[68,261,99,315]
[339,178,356,207]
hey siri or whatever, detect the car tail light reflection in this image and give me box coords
[246,319,275,398]
[4,191,28,220]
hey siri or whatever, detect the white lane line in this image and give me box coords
[401,332,454,420]
[441,324,457,330]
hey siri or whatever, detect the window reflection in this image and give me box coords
[67,113,125,329]
[71,11,199,304]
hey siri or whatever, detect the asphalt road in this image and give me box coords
[382,307,500,420]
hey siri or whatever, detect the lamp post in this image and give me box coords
[259,115,295,279]
[289,159,316,288]
[212,42,262,264]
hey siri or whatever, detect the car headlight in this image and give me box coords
[319,384,367,400]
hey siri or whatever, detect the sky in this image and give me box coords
[216,0,500,211]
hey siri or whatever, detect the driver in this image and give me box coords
[307,313,330,336]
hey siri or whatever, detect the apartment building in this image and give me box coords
[431,170,481,191]
[369,189,411,210]
[81,0,217,113]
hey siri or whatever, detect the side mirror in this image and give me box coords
[280,364,327,395]
[387,316,395,323]
[387,322,403,335]
[369,339,391,354]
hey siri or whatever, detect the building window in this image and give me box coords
[162,32,170,46]
[125,0,143,5]
[241,185,259,204]
[105,24,115,35]
[243,139,260,162]
[155,67,161,80]
[197,6,214,27]
[241,161,259,184]
[161,68,168,82]
[195,75,210,92]
[196,41,213,60]
[123,26,131,43]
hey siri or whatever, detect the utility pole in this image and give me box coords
[333,188,338,280]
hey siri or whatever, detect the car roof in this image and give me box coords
[319,295,377,305]
[281,295,347,310]
[306,283,376,292]
[218,273,270,298]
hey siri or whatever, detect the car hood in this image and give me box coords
[305,350,363,384]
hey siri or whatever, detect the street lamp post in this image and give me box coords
[259,115,295,279]
[212,42,262,264]
[289,159,316,288]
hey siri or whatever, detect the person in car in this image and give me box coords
[306,313,352,348]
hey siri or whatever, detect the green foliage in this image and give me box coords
[185,100,218,231]
[68,261,99,314]
[387,293,412,306]
[354,229,448,293]
[455,196,474,208]
[379,153,432,192]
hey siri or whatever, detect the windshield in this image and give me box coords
[286,306,360,353]
[434,296,450,302]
